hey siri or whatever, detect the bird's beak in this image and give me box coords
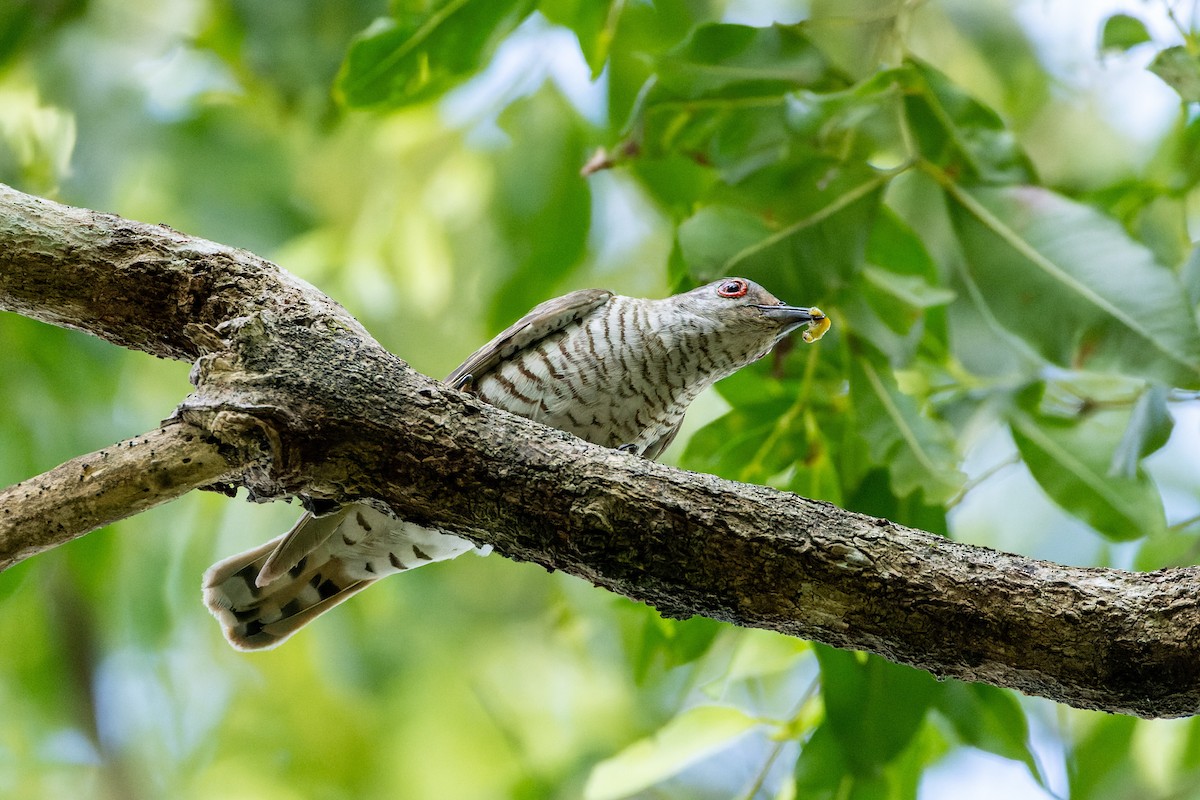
[755,304,818,328]
[754,304,830,342]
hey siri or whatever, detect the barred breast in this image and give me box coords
[472,295,745,454]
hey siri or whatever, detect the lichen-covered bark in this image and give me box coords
[1,183,1199,718]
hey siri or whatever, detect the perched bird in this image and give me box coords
[204,277,828,649]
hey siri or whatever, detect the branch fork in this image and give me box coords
[2,183,1199,718]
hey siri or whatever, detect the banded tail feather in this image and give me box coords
[203,506,477,650]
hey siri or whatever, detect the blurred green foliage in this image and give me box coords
[6,1,1200,798]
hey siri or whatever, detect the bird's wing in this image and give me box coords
[445,288,613,386]
[256,507,348,585]
[641,417,684,461]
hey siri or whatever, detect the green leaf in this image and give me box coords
[793,724,851,800]
[583,705,760,800]
[682,396,798,485]
[682,345,847,499]
[845,468,950,537]
[625,23,847,180]
[1150,45,1200,103]
[486,87,592,331]
[849,353,962,503]
[676,164,885,302]
[808,0,907,80]
[630,155,720,221]
[538,0,618,76]
[630,614,724,683]
[1109,385,1172,478]
[843,274,949,368]
[842,209,950,365]
[1010,385,1166,541]
[783,410,847,506]
[815,645,940,775]
[904,59,1034,184]
[678,204,773,277]
[719,629,808,686]
[0,557,31,608]
[937,682,1045,786]
[949,185,1200,389]
[1067,716,1139,800]
[684,380,803,479]
[1174,111,1200,195]
[794,718,938,800]
[1182,242,1200,309]
[0,1,88,69]
[1134,530,1200,571]
[861,266,955,310]
[603,0,710,131]
[656,23,835,98]
[867,204,940,278]
[781,69,906,154]
[1100,14,1152,53]
[336,0,536,108]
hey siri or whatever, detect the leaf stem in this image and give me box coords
[946,453,1020,508]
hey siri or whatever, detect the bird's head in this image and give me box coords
[676,277,828,342]
[657,277,829,377]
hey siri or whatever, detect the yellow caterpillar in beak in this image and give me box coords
[802,308,831,343]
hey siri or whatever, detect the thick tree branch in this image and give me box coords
[0,183,372,360]
[2,183,1199,719]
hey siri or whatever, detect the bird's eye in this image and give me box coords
[717,279,749,298]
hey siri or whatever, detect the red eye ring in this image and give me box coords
[717,279,749,298]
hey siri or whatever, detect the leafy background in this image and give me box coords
[4,0,1200,797]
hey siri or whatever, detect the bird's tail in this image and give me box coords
[201,532,372,650]
[203,507,477,650]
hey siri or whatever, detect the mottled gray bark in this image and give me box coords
[1,183,1198,718]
